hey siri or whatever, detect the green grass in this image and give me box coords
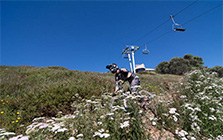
[1,66,222,139]
[0,66,180,133]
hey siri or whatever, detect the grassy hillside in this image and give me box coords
[1,66,222,139]
[0,66,179,130]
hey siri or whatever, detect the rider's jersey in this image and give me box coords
[115,68,136,90]
[115,68,133,82]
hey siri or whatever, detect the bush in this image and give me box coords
[155,54,204,75]
[206,66,223,78]
[177,70,223,139]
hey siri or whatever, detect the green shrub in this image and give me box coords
[155,54,205,75]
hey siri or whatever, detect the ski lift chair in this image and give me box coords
[170,15,186,32]
[143,44,149,54]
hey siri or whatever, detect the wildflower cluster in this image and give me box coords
[179,70,223,139]
[150,70,223,139]
[5,92,149,139]
[1,94,22,132]
[0,128,15,139]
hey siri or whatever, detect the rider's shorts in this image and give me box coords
[130,76,140,92]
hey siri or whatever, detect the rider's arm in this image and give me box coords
[113,75,120,95]
[114,81,120,94]
[126,72,132,81]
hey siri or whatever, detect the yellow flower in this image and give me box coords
[16,120,18,123]
[7,95,9,97]
[6,101,9,103]
[2,103,5,105]
[17,117,20,120]
[17,112,20,115]
[12,121,15,123]
[1,100,3,102]
[1,111,4,114]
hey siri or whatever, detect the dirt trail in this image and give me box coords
[143,110,175,140]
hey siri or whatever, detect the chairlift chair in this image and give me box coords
[170,15,186,32]
[143,44,149,54]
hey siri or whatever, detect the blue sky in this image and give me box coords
[1,1,222,72]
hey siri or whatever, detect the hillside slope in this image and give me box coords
[1,66,222,139]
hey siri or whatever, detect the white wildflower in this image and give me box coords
[93,132,101,137]
[1,132,16,136]
[93,132,110,138]
[169,108,177,114]
[97,122,102,125]
[178,130,188,137]
[46,119,54,123]
[98,129,104,133]
[191,122,200,132]
[194,107,201,112]
[39,123,48,129]
[9,135,29,140]
[51,125,60,132]
[209,115,217,121]
[217,135,223,140]
[152,121,156,126]
[173,115,178,122]
[68,137,75,140]
[18,136,29,140]
[124,117,130,120]
[86,100,99,104]
[210,108,215,113]
[187,107,194,111]
[106,113,114,116]
[190,136,196,140]
[102,133,110,138]
[32,117,45,122]
[162,113,169,117]
[180,95,187,99]
[175,129,178,134]
[77,134,83,137]
[120,121,129,129]
[57,128,68,133]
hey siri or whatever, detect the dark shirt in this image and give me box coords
[115,68,135,83]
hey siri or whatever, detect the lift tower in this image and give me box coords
[122,45,139,73]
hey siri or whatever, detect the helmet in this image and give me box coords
[106,63,119,73]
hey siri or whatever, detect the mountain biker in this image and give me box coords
[106,63,140,97]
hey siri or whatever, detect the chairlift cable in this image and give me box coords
[130,18,170,45]
[130,0,199,45]
[143,3,222,46]
[145,30,172,45]
[182,3,222,26]
[174,0,199,17]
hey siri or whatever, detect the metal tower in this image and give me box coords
[122,45,139,73]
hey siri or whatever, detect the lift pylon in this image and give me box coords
[122,45,139,73]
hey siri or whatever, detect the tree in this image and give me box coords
[155,61,170,74]
[155,54,205,75]
[207,66,223,78]
[169,57,190,75]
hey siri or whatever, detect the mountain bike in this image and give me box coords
[110,80,152,112]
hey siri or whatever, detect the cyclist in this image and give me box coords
[106,63,140,96]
